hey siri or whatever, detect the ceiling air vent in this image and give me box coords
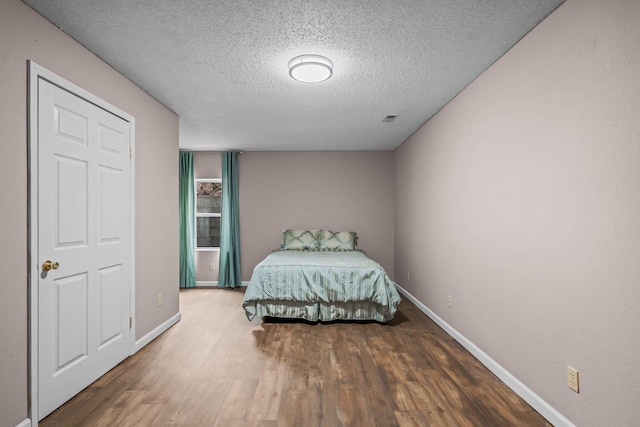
[382,114,398,123]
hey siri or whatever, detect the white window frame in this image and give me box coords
[195,178,221,251]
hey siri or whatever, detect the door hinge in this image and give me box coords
[129,146,132,159]
[129,317,132,328]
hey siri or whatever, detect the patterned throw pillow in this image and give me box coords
[281,229,320,251]
[318,230,357,251]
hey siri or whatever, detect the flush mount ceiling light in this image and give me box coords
[288,54,333,83]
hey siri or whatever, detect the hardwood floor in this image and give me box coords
[41,288,553,426]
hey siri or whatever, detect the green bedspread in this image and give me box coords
[242,250,401,322]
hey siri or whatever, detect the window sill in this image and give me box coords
[195,247,220,252]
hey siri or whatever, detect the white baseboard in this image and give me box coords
[195,281,249,287]
[394,284,576,427]
[15,419,30,427]
[134,312,181,353]
[196,281,218,287]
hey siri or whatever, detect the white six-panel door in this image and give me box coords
[37,76,132,419]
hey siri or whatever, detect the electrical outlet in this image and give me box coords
[157,293,163,307]
[210,263,216,271]
[407,271,410,281]
[447,295,452,309]
[567,366,579,393]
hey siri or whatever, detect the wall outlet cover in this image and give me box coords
[567,366,579,393]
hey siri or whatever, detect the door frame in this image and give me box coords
[27,61,136,425]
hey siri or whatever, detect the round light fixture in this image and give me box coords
[288,54,333,83]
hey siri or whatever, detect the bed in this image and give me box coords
[242,230,401,322]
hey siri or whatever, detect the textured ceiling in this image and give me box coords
[22,0,564,151]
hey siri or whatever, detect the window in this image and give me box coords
[195,179,222,250]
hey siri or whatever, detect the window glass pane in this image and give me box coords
[196,181,222,214]
[196,217,220,248]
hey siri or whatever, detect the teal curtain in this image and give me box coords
[219,152,241,288]
[179,152,196,288]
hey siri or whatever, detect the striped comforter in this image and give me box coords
[242,250,401,322]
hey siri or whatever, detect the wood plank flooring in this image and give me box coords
[41,288,553,426]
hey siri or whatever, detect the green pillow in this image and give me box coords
[318,230,357,251]
[281,229,320,251]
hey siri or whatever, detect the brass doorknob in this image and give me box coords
[42,260,60,271]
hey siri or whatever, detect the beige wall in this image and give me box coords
[193,151,395,283]
[394,1,640,425]
[193,151,222,282]
[240,151,395,281]
[0,1,179,425]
